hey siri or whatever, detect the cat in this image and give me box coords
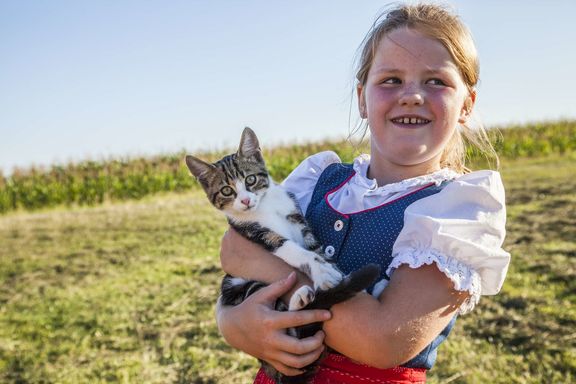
[185,127,380,383]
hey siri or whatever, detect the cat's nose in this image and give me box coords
[241,198,251,207]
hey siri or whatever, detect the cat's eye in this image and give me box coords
[245,175,257,186]
[220,186,235,196]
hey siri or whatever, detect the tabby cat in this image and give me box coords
[185,127,379,383]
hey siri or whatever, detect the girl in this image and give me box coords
[217,3,511,383]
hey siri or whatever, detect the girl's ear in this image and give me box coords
[357,84,367,119]
[458,90,476,124]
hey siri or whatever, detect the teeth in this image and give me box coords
[394,117,429,124]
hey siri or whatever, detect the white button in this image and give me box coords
[325,245,335,257]
[334,220,344,231]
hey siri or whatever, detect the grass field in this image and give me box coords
[1,154,575,383]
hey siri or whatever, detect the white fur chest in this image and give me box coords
[228,184,305,246]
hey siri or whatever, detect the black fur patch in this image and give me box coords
[221,274,268,306]
[229,220,287,252]
[299,263,312,279]
[286,212,306,225]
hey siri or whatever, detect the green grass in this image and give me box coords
[1,153,575,383]
[0,195,255,383]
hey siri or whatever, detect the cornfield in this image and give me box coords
[1,120,575,214]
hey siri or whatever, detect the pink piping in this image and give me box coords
[323,175,436,217]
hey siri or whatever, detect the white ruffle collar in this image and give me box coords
[351,154,461,195]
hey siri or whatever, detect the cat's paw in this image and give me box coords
[288,285,315,311]
[310,262,343,290]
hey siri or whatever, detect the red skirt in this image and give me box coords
[253,353,426,384]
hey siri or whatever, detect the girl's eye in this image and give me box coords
[382,77,401,85]
[245,175,257,186]
[220,186,235,196]
[427,78,446,86]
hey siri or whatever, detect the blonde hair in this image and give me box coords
[354,3,498,172]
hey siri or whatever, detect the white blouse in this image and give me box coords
[281,151,511,314]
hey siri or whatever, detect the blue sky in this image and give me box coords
[1,0,575,174]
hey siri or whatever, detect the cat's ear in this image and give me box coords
[238,127,262,160]
[185,155,216,180]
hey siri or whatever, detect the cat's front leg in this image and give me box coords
[275,241,343,290]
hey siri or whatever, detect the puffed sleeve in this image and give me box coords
[281,151,341,214]
[387,170,511,314]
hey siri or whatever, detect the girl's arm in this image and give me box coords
[219,229,468,369]
[323,263,468,368]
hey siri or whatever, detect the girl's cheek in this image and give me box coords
[370,87,396,103]
[428,92,452,108]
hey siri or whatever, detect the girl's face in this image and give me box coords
[358,27,474,177]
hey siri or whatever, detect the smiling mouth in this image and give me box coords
[391,117,431,125]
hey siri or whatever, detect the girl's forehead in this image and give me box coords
[373,27,456,69]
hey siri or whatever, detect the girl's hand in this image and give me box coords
[216,272,332,376]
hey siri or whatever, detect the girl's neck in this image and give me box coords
[366,158,442,186]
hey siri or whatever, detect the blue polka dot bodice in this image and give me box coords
[304,163,456,370]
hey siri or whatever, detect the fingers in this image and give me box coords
[272,307,332,329]
[268,360,304,377]
[223,273,332,377]
[276,345,326,371]
[251,272,298,305]
[265,331,327,376]
[274,330,326,356]
[269,346,325,376]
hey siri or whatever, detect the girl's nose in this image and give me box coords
[398,87,424,106]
